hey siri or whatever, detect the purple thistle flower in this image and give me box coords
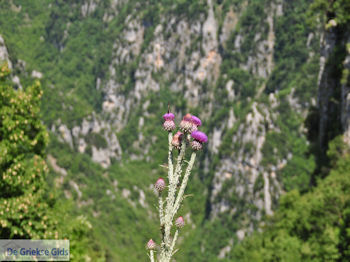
[191,115,202,127]
[191,131,208,143]
[163,112,175,121]
[191,131,208,150]
[163,112,175,131]
[175,216,185,228]
[190,115,201,132]
[147,239,156,250]
[154,178,166,193]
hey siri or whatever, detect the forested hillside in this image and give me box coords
[0,0,350,261]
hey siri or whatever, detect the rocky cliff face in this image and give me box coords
[0,0,322,260]
[0,35,23,89]
[318,25,341,152]
[57,0,318,247]
[342,42,350,144]
[318,18,350,153]
[0,35,12,68]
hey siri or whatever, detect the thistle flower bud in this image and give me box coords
[163,112,176,132]
[191,140,203,151]
[154,178,166,193]
[191,131,208,151]
[163,120,176,131]
[180,113,193,133]
[175,216,185,228]
[147,239,156,250]
[171,131,183,149]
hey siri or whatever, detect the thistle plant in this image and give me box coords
[147,111,208,262]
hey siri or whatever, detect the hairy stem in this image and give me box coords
[171,140,187,205]
[159,196,164,225]
[164,139,186,250]
[168,139,186,210]
[150,250,155,262]
[167,133,174,185]
[168,230,179,260]
[160,133,175,260]
[158,134,197,262]
[172,152,196,220]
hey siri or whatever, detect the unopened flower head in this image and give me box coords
[180,113,193,133]
[175,216,185,228]
[154,178,166,193]
[147,239,156,250]
[191,131,208,150]
[163,120,176,131]
[171,131,183,149]
[163,112,176,132]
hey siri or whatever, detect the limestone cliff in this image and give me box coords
[0,0,324,260]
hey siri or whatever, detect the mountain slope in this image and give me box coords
[0,0,338,260]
